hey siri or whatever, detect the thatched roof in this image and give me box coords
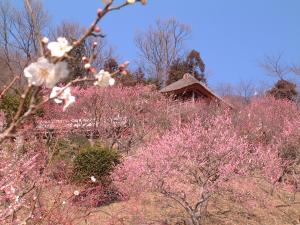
[160,73,233,107]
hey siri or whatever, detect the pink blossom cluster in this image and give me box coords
[42,85,175,151]
[113,113,252,222]
[112,96,300,223]
[0,149,43,222]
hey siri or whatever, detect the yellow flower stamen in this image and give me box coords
[39,68,49,78]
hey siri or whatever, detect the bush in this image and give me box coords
[52,134,90,160]
[0,93,20,126]
[0,92,44,127]
[72,145,120,183]
[267,79,298,101]
[72,185,122,207]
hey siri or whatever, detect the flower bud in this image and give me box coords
[82,56,88,62]
[119,61,130,71]
[102,0,112,5]
[84,63,91,69]
[120,70,128,76]
[118,64,125,70]
[97,8,103,17]
[42,37,49,44]
[90,67,97,74]
[93,42,98,48]
[123,61,130,67]
[94,26,101,33]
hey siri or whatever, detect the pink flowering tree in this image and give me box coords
[234,96,300,144]
[42,85,230,153]
[114,113,254,225]
[114,101,300,224]
[234,96,300,194]
[43,85,200,153]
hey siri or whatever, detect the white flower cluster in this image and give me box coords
[50,87,76,111]
[47,37,73,58]
[24,57,68,89]
[23,36,116,111]
[94,70,115,87]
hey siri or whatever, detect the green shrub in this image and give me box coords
[68,134,90,148]
[0,93,20,126]
[72,145,120,183]
[48,135,91,181]
[0,92,43,126]
[50,134,90,159]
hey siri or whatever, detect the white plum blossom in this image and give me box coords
[127,0,136,4]
[63,96,76,111]
[47,37,72,58]
[73,190,80,196]
[94,70,115,87]
[91,176,96,182]
[42,37,49,44]
[24,57,69,88]
[84,63,91,69]
[50,86,76,111]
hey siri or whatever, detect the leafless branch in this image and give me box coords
[260,53,289,80]
[0,75,19,99]
[135,18,191,85]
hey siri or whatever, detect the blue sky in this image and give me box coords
[17,0,300,89]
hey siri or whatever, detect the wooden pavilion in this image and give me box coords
[160,73,232,107]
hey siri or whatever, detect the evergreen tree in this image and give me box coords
[267,80,298,101]
[167,49,206,85]
[104,58,119,73]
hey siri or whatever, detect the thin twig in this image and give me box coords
[0,76,20,99]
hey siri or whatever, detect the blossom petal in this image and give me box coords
[109,78,115,86]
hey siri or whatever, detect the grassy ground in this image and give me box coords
[3,184,300,225]
[68,180,300,225]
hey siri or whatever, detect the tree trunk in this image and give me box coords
[185,216,201,225]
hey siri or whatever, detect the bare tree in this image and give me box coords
[290,65,300,76]
[256,80,273,96]
[51,21,85,41]
[0,0,50,86]
[260,53,289,80]
[135,18,191,87]
[216,82,235,97]
[235,80,255,103]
